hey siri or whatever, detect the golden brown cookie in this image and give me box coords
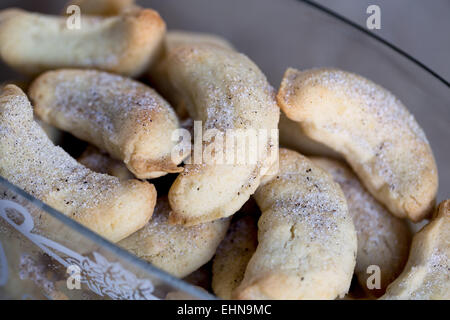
[381,200,449,299]
[277,68,438,222]
[312,157,411,296]
[158,44,279,225]
[29,69,183,179]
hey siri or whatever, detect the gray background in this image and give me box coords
[315,0,450,82]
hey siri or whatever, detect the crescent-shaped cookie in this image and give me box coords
[149,30,233,119]
[381,200,449,300]
[0,85,156,242]
[118,197,230,278]
[277,68,438,222]
[29,69,183,179]
[234,149,357,299]
[158,44,279,225]
[312,157,411,296]
[77,147,229,278]
[0,7,165,77]
[78,146,134,180]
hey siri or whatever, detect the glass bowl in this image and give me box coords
[0,0,448,300]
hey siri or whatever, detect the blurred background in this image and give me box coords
[315,0,450,82]
[0,0,449,200]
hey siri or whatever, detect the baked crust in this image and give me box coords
[0,85,156,242]
[118,197,230,278]
[78,146,134,180]
[277,68,438,222]
[312,157,411,296]
[234,149,357,299]
[212,214,258,299]
[29,69,183,179]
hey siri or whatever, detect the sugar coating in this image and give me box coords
[212,214,258,299]
[259,150,348,244]
[283,68,428,143]
[234,149,357,300]
[312,157,411,294]
[278,68,438,222]
[51,70,162,136]
[78,146,134,181]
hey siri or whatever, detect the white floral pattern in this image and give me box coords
[0,200,158,300]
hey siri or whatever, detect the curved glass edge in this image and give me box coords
[300,0,450,87]
[0,176,216,300]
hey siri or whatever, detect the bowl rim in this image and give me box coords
[300,0,450,87]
